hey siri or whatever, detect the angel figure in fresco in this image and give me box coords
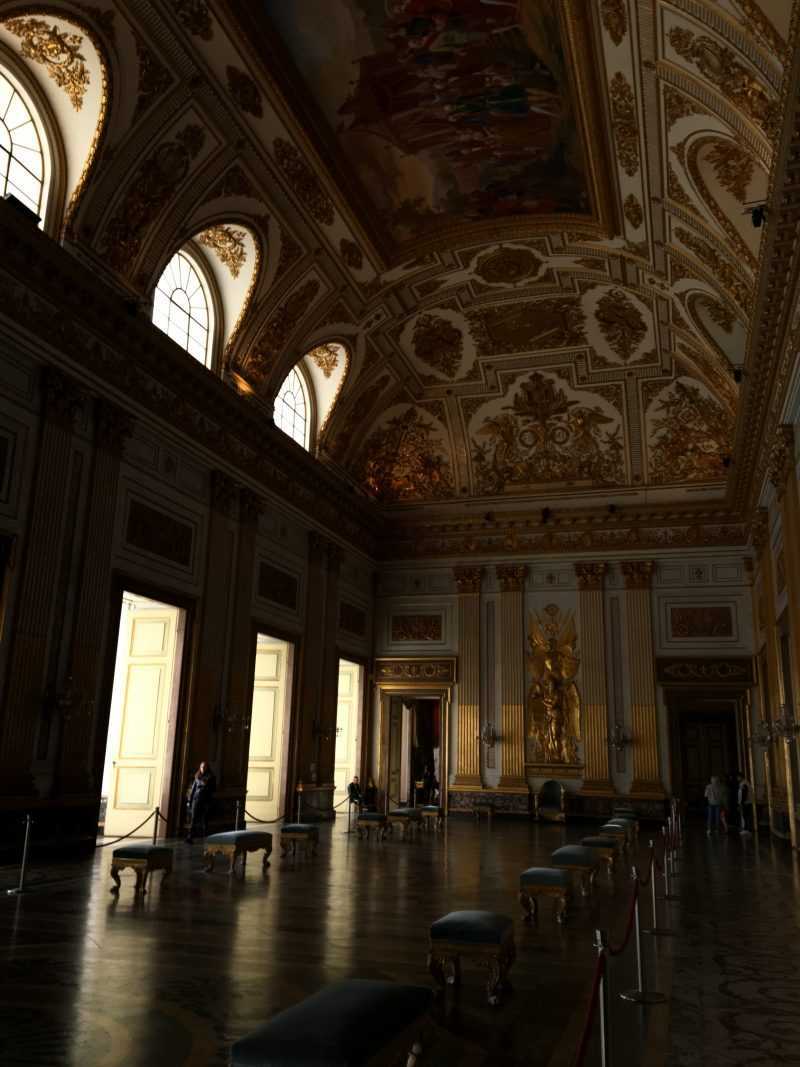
[526,606,581,764]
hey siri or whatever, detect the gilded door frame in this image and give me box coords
[376,682,453,816]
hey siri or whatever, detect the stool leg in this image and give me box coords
[557,893,569,924]
[519,888,535,923]
[428,952,446,992]
[110,866,121,893]
[406,1039,423,1067]
[487,957,503,1006]
[444,956,460,988]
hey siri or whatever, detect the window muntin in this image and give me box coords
[274,367,310,449]
[0,70,44,216]
[152,250,212,366]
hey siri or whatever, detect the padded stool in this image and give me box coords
[519,867,571,924]
[280,823,319,858]
[203,830,272,875]
[230,979,433,1066]
[356,811,388,841]
[110,844,172,895]
[581,835,620,874]
[470,800,494,827]
[551,844,601,896]
[387,808,422,841]
[599,823,630,848]
[420,805,444,831]
[428,910,515,1006]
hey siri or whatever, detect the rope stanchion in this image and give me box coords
[572,936,608,1067]
[641,839,674,937]
[6,814,32,897]
[152,806,160,846]
[606,880,639,957]
[96,808,159,849]
[620,866,668,1005]
[243,808,287,825]
[660,826,679,901]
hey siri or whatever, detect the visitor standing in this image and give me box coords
[347,775,362,808]
[738,771,753,835]
[186,760,216,844]
[704,775,724,835]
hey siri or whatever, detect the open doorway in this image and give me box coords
[99,591,186,839]
[245,633,294,823]
[333,658,363,806]
[387,696,441,808]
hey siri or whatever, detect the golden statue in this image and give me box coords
[526,605,581,764]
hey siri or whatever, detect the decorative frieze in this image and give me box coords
[656,657,754,686]
[391,614,442,642]
[453,565,483,594]
[375,658,456,684]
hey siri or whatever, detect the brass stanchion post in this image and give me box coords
[296,780,304,823]
[235,800,241,830]
[594,929,610,1067]
[642,840,674,937]
[6,815,32,897]
[621,867,668,1004]
[152,807,159,846]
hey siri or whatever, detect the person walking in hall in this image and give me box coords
[185,760,216,844]
[737,770,754,835]
[704,774,725,835]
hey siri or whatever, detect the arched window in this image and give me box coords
[274,366,310,449]
[152,249,214,367]
[0,68,45,218]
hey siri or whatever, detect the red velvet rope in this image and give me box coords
[607,880,639,956]
[573,951,607,1067]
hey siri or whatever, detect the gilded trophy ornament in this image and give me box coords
[526,605,581,766]
[198,226,248,277]
[4,17,90,111]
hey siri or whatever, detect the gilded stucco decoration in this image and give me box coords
[273,138,335,226]
[663,85,708,129]
[246,278,321,382]
[227,66,262,117]
[412,313,463,378]
[4,17,90,110]
[358,407,454,503]
[526,604,581,766]
[391,615,443,642]
[600,0,627,46]
[467,298,585,355]
[198,225,247,277]
[647,379,734,484]
[174,0,212,40]
[474,246,542,286]
[699,296,735,333]
[609,71,639,177]
[595,288,647,362]
[704,140,755,204]
[103,126,205,274]
[623,193,643,230]
[309,343,340,378]
[667,27,778,138]
[324,374,390,461]
[133,35,172,123]
[675,228,751,309]
[471,371,624,494]
[339,238,363,270]
[277,228,303,275]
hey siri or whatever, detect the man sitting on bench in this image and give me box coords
[347,775,363,810]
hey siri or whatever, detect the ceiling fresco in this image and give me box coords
[263,0,591,241]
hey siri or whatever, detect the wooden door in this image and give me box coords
[333,660,361,806]
[388,696,403,810]
[680,713,735,811]
[246,636,289,823]
[105,601,182,838]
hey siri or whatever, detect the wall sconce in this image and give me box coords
[755,707,799,746]
[753,718,774,747]
[610,723,630,752]
[477,722,497,748]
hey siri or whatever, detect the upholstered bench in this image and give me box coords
[551,844,600,896]
[581,835,620,874]
[420,805,444,831]
[387,808,422,840]
[203,830,272,875]
[280,823,319,858]
[230,979,433,1066]
[518,866,571,924]
[110,844,173,895]
[356,811,388,841]
[470,799,495,826]
[612,810,639,834]
[599,823,630,848]
[428,910,515,1006]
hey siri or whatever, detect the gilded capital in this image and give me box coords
[750,507,769,552]
[621,560,655,589]
[495,563,528,592]
[575,561,607,589]
[94,399,135,456]
[453,565,483,594]
[768,424,794,497]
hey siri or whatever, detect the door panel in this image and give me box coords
[246,637,289,823]
[333,662,361,805]
[680,712,735,811]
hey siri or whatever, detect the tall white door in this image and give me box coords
[246,636,289,823]
[333,660,362,806]
[104,600,182,838]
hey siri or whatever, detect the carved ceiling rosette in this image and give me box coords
[621,560,655,589]
[227,65,262,117]
[496,564,528,593]
[473,246,542,286]
[453,565,483,595]
[174,0,213,40]
[575,562,607,590]
[339,238,363,270]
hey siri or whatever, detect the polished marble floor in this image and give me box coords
[0,817,793,1066]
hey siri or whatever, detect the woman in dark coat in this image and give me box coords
[186,761,216,843]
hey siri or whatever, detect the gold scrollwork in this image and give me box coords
[595,287,646,361]
[609,71,639,177]
[412,313,463,377]
[4,17,89,110]
[273,138,335,227]
[198,225,248,277]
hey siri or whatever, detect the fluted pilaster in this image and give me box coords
[575,562,612,793]
[621,561,663,797]
[453,566,482,786]
[496,564,527,791]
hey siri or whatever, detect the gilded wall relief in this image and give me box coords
[593,287,647,362]
[412,313,464,378]
[339,238,363,270]
[609,71,639,176]
[197,225,247,277]
[646,378,733,484]
[356,406,454,503]
[226,65,262,117]
[600,0,627,46]
[4,17,90,110]
[391,614,443,642]
[669,605,733,638]
[273,138,335,226]
[623,193,643,230]
[246,278,321,383]
[526,604,581,765]
[308,343,340,378]
[470,371,625,494]
[467,297,585,355]
[174,0,213,40]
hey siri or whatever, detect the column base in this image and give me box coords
[496,775,528,792]
[579,780,615,796]
[452,774,483,788]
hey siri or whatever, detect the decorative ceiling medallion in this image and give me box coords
[600,0,628,46]
[647,379,733,484]
[412,313,463,378]
[667,27,778,138]
[704,140,755,205]
[623,193,643,230]
[309,342,340,378]
[226,65,262,117]
[474,246,542,286]
[273,138,335,226]
[4,17,90,110]
[198,225,247,277]
[595,288,647,361]
[468,297,585,355]
[358,408,454,503]
[471,371,624,494]
[174,0,212,40]
[609,71,639,177]
[339,238,363,271]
